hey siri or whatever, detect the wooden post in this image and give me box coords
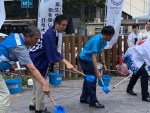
[77,36,82,73]
[71,36,76,76]
[112,43,116,75]
[105,49,110,69]
[124,35,128,53]
[65,36,70,77]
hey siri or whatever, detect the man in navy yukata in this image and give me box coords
[29,15,76,113]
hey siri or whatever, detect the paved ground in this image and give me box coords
[10,77,150,113]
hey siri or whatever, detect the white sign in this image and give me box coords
[148,0,150,20]
[38,0,63,53]
[0,0,6,29]
[105,0,125,49]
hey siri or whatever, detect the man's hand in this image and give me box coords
[102,64,107,71]
[66,64,76,71]
[95,70,101,79]
[42,82,50,97]
[9,65,15,73]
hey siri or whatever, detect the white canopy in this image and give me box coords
[0,33,8,37]
[132,13,148,20]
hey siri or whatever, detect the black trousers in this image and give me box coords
[79,57,99,104]
[127,65,149,98]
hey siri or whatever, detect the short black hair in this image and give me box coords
[145,21,150,24]
[101,25,115,35]
[132,24,139,29]
[54,15,68,25]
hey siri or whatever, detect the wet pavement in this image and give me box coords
[10,77,150,113]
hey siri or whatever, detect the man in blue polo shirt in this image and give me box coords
[29,15,76,113]
[79,26,115,108]
[0,25,50,113]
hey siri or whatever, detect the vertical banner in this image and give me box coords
[104,0,125,49]
[38,0,63,53]
[0,0,6,29]
[148,0,150,20]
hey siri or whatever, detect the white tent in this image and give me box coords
[132,13,148,20]
[0,33,8,37]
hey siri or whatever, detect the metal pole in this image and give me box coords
[136,18,138,36]
[104,0,108,26]
[26,8,30,17]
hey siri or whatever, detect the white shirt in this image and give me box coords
[137,29,150,44]
[127,32,137,47]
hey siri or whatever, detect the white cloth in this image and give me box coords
[0,73,10,113]
[127,32,137,47]
[123,37,150,74]
[135,38,150,68]
[0,0,5,29]
[137,29,150,44]
[123,47,145,74]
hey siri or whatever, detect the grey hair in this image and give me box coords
[22,25,40,37]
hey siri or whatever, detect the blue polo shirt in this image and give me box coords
[80,34,107,61]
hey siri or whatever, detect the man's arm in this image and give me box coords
[26,64,50,95]
[43,33,64,64]
[92,52,101,79]
[8,46,50,96]
[43,33,76,71]
[101,50,107,70]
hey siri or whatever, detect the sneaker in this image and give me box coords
[89,102,105,108]
[126,89,137,96]
[35,108,51,113]
[80,100,89,104]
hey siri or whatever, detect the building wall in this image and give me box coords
[123,0,148,16]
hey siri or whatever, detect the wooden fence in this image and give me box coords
[59,35,128,76]
[0,35,129,76]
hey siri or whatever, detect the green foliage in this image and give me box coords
[63,0,106,11]
[5,0,20,14]
[4,74,31,86]
[62,74,84,80]
[63,0,106,35]
[5,2,15,14]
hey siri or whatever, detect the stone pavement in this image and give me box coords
[10,77,150,113]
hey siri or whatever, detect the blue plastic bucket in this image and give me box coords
[49,73,63,85]
[5,78,22,94]
[98,75,112,87]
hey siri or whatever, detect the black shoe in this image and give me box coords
[89,102,105,108]
[80,100,89,104]
[29,105,35,110]
[142,97,150,102]
[35,108,51,113]
[126,90,137,96]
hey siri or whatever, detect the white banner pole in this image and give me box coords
[104,0,125,49]
[0,0,6,29]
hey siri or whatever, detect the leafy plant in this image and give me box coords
[63,0,106,35]
[5,0,20,14]
[4,73,31,86]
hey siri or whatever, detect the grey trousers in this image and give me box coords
[0,73,10,113]
[30,77,45,111]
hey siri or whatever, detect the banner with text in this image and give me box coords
[148,0,150,20]
[38,0,63,53]
[105,0,125,49]
[0,0,6,29]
